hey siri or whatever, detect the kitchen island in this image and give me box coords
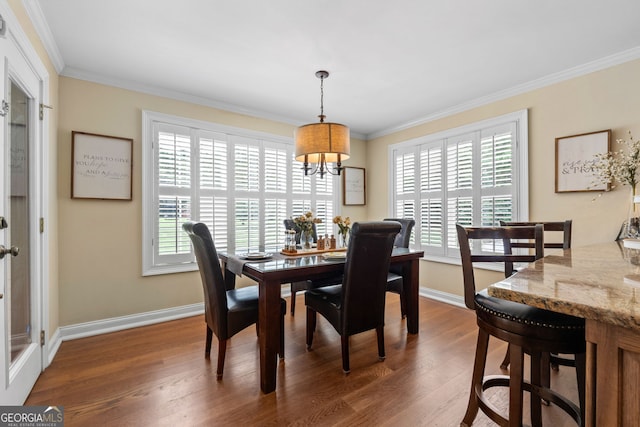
[488,241,640,426]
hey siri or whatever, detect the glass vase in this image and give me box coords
[339,231,349,248]
[626,186,640,239]
[301,229,312,249]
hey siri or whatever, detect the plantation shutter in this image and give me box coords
[419,144,443,249]
[143,111,340,275]
[388,110,526,260]
[446,134,474,252]
[155,123,193,264]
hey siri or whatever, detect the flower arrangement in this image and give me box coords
[333,216,351,248]
[333,215,351,236]
[592,131,640,191]
[592,131,640,238]
[292,211,322,232]
[292,211,322,248]
[333,215,351,237]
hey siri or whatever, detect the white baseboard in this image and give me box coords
[59,303,205,342]
[420,288,466,309]
[45,327,62,367]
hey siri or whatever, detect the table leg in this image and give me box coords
[403,258,420,334]
[258,279,281,393]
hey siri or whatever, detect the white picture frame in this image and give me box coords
[343,167,366,205]
[71,131,133,200]
[555,129,611,193]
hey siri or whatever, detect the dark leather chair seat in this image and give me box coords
[183,221,286,380]
[383,218,415,318]
[475,289,585,341]
[305,221,401,373]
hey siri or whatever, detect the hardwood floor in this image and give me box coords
[26,295,580,426]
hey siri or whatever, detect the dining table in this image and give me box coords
[487,240,640,426]
[219,247,425,394]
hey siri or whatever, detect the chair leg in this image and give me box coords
[291,288,297,315]
[508,343,525,427]
[461,328,490,427]
[500,343,511,369]
[279,304,285,360]
[306,307,316,350]
[341,335,350,374]
[376,326,385,361]
[575,351,586,424]
[205,326,213,358]
[399,290,407,319]
[540,351,551,406]
[530,351,543,427]
[216,338,227,380]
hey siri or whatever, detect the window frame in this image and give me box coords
[142,110,340,276]
[387,109,529,265]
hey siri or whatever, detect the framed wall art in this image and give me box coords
[343,166,366,205]
[555,129,611,193]
[71,131,133,200]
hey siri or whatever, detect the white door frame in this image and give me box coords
[0,2,50,404]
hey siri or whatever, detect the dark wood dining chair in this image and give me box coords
[383,218,415,318]
[305,221,401,373]
[498,220,573,372]
[183,221,286,380]
[457,224,585,426]
[283,219,342,315]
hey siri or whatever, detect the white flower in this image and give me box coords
[592,131,640,190]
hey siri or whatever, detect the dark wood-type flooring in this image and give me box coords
[26,295,580,426]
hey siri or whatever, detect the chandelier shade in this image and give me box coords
[294,70,350,177]
[294,122,350,163]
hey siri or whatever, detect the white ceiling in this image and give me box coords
[29,0,640,138]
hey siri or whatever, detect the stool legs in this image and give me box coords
[508,343,525,427]
[461,328,489,426]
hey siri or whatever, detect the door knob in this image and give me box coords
[0,245,19,259]
[0,217,7,229]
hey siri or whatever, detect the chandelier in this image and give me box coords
[295,70,350,178]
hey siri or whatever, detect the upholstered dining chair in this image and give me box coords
[183,221,286,380]
[283,219,342,315]
[305,221,401,373]
[383,218,415,318]
[457,224,585,426]
[498,220,573,373]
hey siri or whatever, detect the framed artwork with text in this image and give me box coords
[555,129,611,193]
[71,131,133,200]
[343,167,366,205]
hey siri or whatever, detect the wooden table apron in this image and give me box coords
[487,242,640,427]
[220,248,424,394]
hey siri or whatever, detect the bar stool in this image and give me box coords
[457,224,585,426]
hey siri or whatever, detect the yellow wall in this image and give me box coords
[367,59,640,296]
[57,77,367,325]
[11,0,640,325]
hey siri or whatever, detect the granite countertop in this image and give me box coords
[488,241,640,331]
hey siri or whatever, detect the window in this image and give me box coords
[389,110,528,262]
[142,111,339,275]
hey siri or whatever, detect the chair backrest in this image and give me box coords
[183,221,228,338]
[500,220,572,249]
[283,219,318,243]
[383,218,415,248]
[341,221,401,336]
[456,224,544,311]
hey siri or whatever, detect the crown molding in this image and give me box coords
[61,66,368,140]
[368,46,640,140]
[22,0,64,73]
[21,0,639,142]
